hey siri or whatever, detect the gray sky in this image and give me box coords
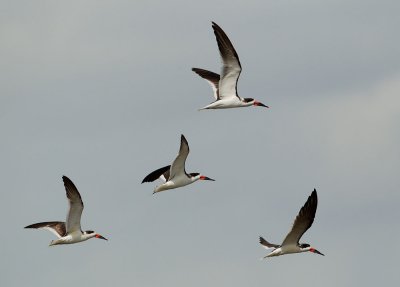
[1,1,399,286]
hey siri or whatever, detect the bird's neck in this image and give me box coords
[82,232,96,240]
[300,246,311,253]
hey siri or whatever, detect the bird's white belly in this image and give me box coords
[201,98,246,109]
[154,175,193,193]
[266,245,301,257]
[50,231,87,245]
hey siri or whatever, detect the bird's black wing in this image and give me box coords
[142,165,171,183]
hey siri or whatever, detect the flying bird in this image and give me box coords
[192,22,268,110]
[25,176,107,246]
[142,134,215,193]
[259,189,324,257]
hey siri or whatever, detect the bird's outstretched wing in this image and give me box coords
[169,135,190,179]
[25,221,67,238]
[142,165,171,183]
[281,189,318,246]
[63,176,84,234]
[212,22,242,100]
[259,236,280,249]
[192,68,220,100]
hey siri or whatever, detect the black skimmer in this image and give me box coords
[25,176,107,246]
[259,189,324,257]
[142,134,215,193]
[192,22,268,110]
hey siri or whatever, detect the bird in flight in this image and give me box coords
[259,189,324,257]
[25,176,107,246]
[192,22,268,110]
[142,134,215,194]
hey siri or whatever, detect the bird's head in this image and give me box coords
[84,230,108,241]
[243,98,269,108]
[300,243,324,256]
[190,173,215,182]
[309,247,324,256]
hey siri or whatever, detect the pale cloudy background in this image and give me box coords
[1,1,399,286]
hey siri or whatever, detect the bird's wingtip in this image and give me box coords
[62,175,72,183]
[181,134,188,143]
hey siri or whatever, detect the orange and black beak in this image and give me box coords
[95,234,108,241]
[254,101,269,108]
[200,175,215,181]
[310,248,324,256]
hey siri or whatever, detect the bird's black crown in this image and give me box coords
[243,98,254,103]
[299,243,310,248]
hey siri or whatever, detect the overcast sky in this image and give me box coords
[1,1,399,286]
